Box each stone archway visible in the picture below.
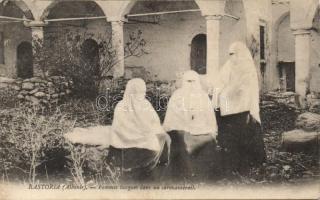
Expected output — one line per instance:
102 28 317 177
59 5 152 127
2 1 33 77
17 41 33 79
123 0 205 81
41 1 111 97
40 0 107 21
1 0 35 20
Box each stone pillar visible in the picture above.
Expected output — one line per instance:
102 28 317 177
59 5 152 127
205 15 222 82
293 29 311 107
24 21 48 77
110 20 125 78
24 21 47 42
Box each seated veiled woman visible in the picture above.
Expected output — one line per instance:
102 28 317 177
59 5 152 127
215 41 266 176
163 70 219 182
107 78 171 182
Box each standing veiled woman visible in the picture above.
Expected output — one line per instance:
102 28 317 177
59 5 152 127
107 78 170 182
215 41 266 176
163 70 219 182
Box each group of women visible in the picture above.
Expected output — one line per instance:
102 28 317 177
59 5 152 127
106 41 266 183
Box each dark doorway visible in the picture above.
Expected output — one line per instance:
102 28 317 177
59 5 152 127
278 62 295 92
191 34 207 74
17 41 33 79
75 38 100 97
81 38 100 75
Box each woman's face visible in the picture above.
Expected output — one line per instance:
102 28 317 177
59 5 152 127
185 79 197 89
229 50 238 65
134 86 146 100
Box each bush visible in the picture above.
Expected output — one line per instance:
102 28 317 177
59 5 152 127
0 106 74 184
33 30 148 99
64 144 121 187
0 87 20 110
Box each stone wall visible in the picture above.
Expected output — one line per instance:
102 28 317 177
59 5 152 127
0 76 72 106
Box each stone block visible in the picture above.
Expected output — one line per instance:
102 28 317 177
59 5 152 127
282 129 319 154
12 85 21 91
0 77 15 83
29 88 39 95
295 112 320 132
17 94 24 99
52 94 59 98
29 96 40 105
19 90 28 95
309 100 320 114
0 83 8 89
34 92 46 98
22 82 34 90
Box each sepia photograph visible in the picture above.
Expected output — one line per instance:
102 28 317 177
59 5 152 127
0 0 319 199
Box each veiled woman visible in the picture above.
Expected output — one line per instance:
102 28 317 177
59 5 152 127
107 78 171 182
163 70 219 182
215 41 266 176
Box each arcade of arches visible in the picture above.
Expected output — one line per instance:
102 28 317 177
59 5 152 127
0 0 319 106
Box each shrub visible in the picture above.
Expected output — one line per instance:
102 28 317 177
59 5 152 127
0 106 74 184
0 87 20 110
64 143 121 187
33 30 148 99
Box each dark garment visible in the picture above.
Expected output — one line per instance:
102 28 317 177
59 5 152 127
167 130 221 182
106 136 170 182
215 109 266 176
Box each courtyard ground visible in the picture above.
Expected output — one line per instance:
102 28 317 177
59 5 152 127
0 94 319 186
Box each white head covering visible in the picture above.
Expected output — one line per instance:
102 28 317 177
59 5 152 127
163 70 217 136
110 78 165 151
218 41 261 122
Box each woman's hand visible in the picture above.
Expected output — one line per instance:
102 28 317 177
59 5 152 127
156 133 171 146
246 114 251 124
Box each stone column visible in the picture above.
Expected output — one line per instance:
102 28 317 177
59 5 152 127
205 15 222 82
24 21 47 77
24 21 47 43
293 29 311 107
110 20 125 78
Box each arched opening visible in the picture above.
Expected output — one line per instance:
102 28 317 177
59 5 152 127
1 1 33 77
190 34 207 74
81 38 100 76
6 0 34 20
277 14 295 92
44 1 109 44
17 41 33 79
124 0 205 81
43 1 110 97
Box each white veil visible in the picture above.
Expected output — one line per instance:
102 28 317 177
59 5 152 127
218 41 261 122
110 78 165 151
163 70 217 136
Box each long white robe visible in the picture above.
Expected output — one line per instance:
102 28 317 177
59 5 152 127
110 78 166 152
217 41 261 123
163 70 217 137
